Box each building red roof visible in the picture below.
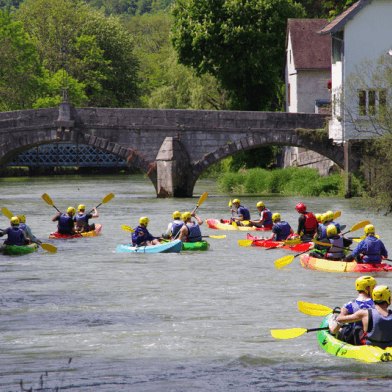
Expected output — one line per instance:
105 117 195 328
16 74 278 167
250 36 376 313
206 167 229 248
318 0 371 35
287 19 331 70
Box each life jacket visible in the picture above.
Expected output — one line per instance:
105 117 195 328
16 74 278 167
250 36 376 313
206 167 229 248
75 213 89 229
186 222 202 242
132 226 154 245
326 236 345 259
303 212 318 236
58 214 74 234
273 221 291 241
237 206 250 221
262 208 273 226
318 224 328 240
171 220 184 238
19 223 27 231
366 308 392 349
340 298 374 336
362 237 383 263
6 227 25 246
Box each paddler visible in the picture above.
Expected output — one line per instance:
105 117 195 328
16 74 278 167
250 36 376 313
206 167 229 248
177 212 203 242
322 210 341 234
344 224 387 263
294 202 318 242
74 204 99 233
311 225 352 260
163 211 184 239
18 214 41 244
336 285 392 349
329 276 377 345
0 216 30 245
230 199 250 226
262 213 293 241
248 201 273 229
132 217 160 246
52 207 77 235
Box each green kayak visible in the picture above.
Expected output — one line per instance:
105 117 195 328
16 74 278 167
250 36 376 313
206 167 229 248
0 243 39 255
182 241 210 251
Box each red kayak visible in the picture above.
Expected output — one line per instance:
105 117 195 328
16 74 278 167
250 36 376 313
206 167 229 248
246 234 313 252
49 224 102 239
206 219 271 232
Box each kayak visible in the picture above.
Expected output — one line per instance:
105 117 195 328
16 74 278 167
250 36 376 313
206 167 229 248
317 315 392 363
246 234 312 252
206 219 271 232
116 239 182 253
49 224 102 239
0 243 39 255
182 241 210 251
300 253 392 272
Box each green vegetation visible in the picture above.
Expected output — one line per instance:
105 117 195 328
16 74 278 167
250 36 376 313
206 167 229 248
217 167 365 197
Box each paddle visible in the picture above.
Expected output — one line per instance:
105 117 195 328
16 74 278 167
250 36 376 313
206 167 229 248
271 326 329 340
341 220 370 236
203 235 226 239
298 301 339 317
88 193 115 214
351 235 380 243
122 225 135 233
41 193 61 213
333 211 341 220
192 192 208 214
1 207 13 219
274 247 311 269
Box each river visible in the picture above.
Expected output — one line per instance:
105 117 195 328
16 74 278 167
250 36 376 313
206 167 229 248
1 174 392 391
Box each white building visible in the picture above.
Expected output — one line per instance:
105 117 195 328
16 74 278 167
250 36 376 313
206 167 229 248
318 0 392 142
284 19 334 175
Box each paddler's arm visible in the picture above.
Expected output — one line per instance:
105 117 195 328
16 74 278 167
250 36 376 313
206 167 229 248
191 212 203 225
52 212 62 222
337 309 369 333
329 306 349 334
91 208 99 218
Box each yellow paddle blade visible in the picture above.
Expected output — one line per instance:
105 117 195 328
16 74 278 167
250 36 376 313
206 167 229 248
348 220 370 233
42 193 54 206
209 235 226 239
353 234 380 243
242 220 250 226
333 211 341 219
197 192 208 207
102 193 115 204
274 255 295 269
228 200 232 207
1 207 13 219
298 301 333 316
238 239 254 246
232 221 238 228
39 243 57 253
271 328 307 339
283 239 302 245
312 239 332 247
121 225 135 233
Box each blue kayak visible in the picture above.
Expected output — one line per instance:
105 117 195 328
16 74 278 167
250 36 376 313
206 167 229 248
116 239 182 253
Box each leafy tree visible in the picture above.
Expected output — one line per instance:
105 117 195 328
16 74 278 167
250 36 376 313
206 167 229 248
0 0 21 13
229 147 275 172
171 0 305 111
0 10 43 111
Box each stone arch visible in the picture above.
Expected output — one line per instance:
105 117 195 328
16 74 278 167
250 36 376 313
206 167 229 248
0 128 158 191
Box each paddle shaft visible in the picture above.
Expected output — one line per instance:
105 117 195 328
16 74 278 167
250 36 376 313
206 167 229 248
307 327 329 333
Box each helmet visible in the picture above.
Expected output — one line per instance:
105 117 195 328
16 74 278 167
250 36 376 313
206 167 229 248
326 224 337 236
295 203 306 213
315 214 322 223
233 199 240 204
272 213 280 222
67 207 76 215
139 217 149 226
173 211 181 219
18 214 26 223
355 276 377 295
372 285 391 305
325 210 334 222
182 212 192 221
78 204 86 211
257 201 264 208
364 224 375 235
11 216 20 225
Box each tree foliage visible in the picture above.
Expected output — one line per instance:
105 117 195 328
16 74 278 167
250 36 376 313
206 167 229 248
171 0 305 111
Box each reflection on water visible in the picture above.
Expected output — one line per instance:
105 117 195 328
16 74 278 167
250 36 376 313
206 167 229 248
1 174 392 391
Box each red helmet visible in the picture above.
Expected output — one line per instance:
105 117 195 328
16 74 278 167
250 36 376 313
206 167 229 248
295 203 306 213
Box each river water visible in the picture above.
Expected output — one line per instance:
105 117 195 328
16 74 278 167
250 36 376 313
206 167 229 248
1 174 392 391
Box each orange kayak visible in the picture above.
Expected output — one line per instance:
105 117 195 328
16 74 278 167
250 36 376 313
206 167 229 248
206 219 271 232
246 234 312 252
49 224 102 239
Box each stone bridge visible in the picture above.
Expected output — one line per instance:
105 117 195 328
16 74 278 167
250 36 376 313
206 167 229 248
0 103 357 197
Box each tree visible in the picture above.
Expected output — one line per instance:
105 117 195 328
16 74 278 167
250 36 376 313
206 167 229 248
171 0 305 111
229 147 275 172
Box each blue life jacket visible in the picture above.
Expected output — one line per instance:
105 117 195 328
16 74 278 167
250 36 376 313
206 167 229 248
171 220 184 238
19 223 27 231
6 227 25 246
58 214 74 234
362 237 384 263
186 222 202 242
318 224 328 240
326 236 345 259
132 226 154 245
75 213 89 229
366 308 392 349
237 206 250 220
341 298 374 335
262 208 273 226
273 221 291 241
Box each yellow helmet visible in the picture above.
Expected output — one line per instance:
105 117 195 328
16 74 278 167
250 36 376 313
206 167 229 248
325 211 334 222
78 204 86 211
18 214 26 223
67 207 76 215
315 214 322 223
326 224 337 236
272 213 280 222
233 199 240 204
372 285 391 305
355 276 377 295
139 217 149 226
173 211 181 219
182 212 192 221
11 216 20 225
257 201 264 208
364 224 375 235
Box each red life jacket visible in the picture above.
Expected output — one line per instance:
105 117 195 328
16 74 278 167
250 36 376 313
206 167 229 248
303 212 318 235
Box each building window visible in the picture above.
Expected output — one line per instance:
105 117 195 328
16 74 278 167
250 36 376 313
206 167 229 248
358 89 387 116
